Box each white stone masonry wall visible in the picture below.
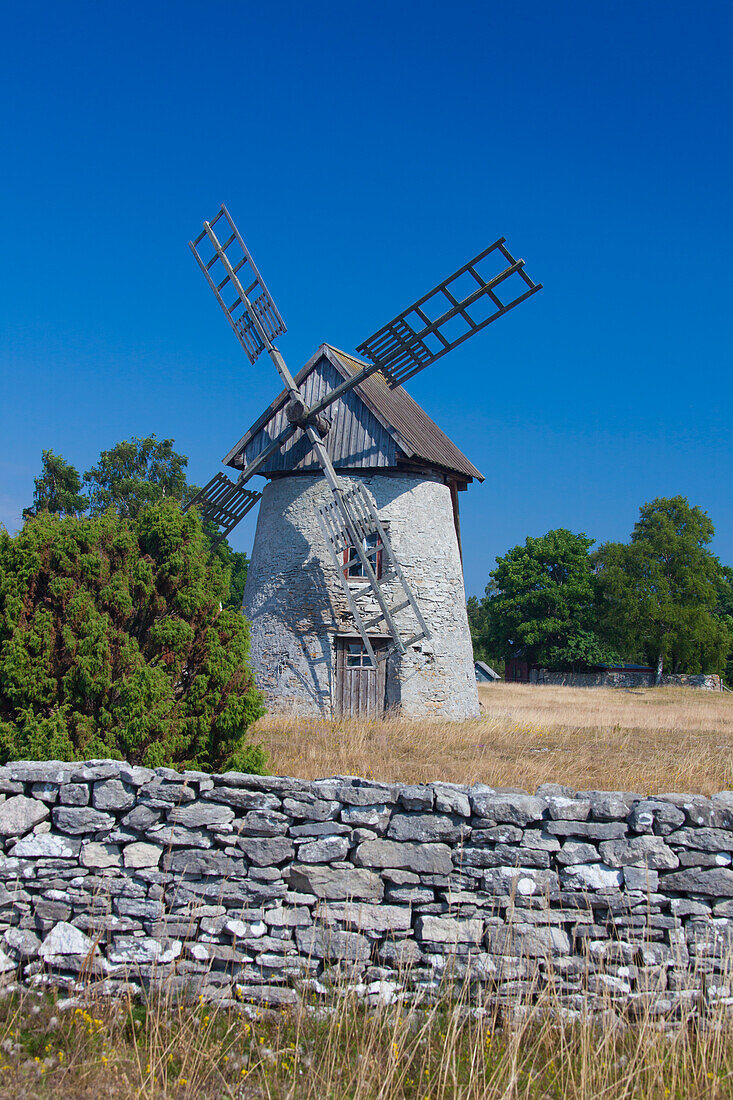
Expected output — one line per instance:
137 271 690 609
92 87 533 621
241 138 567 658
2 760 733 1015
244 473 479 718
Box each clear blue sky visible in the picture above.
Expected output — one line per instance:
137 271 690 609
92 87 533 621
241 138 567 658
2 1 731 599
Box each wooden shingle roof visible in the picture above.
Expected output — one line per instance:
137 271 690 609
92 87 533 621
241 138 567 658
224 344 483 483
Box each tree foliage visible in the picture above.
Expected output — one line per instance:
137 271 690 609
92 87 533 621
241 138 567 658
84 435 191 519
26 439 250 611
0 501 265 770
595 496 731 677
481 529 615 669
23 450 88 520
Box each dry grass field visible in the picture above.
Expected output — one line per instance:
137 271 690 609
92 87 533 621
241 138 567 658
253 683 733 796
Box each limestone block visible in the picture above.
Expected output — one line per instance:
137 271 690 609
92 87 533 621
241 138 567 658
165 850 241 876
556 842 601 866
93 780 136 812
546 820 628 841
296 924 371 963
237 837 294 866
3 927 41 960
39 922 99 964
387 813 469 844
432 784 471 817
399 785 434 811
0 795 50 837
416 916 483 945
204 787 281 811
297 836 350 863
354 839 452 875
282 797 340 820
629 800 685 835
123 842 163 868
483 866 559 899
81 842 122 869
599 836 679 870
59 783 90 806
52 806 115 835
341 805 391 831
288 864 383 901
661 868 733 896
470 792 546 826
667 827 733 852
12 833 81 859
560 863 624 891
322 902 412 933
547 797 591 821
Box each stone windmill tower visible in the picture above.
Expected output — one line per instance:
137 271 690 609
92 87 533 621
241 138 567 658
186 207 541 719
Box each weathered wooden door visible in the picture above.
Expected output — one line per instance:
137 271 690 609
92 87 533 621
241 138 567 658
335 638 387 717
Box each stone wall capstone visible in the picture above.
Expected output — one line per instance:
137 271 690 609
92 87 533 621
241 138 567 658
2 760 733 1013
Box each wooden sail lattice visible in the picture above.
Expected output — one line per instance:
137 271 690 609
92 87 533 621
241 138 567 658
316 482 429 667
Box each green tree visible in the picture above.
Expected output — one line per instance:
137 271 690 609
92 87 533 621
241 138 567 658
716 566 733 686
84 435 191 519
466 595 504 675
595 496 731 681
22 450 88 520
483 528 614 669
0 500 266 770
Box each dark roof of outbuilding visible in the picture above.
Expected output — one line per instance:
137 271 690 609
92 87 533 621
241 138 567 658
224 344 483 482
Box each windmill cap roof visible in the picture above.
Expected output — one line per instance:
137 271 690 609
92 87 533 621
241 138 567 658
224 343 484 483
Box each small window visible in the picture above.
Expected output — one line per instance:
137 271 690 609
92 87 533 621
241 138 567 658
343 530 383 579
346 642 374 668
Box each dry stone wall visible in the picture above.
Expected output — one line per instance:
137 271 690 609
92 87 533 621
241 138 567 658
2 760 733 1014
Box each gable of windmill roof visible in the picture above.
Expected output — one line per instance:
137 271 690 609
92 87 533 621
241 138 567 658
223 343 484 482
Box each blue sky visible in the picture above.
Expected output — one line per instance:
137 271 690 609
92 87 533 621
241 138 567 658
1 1 731 599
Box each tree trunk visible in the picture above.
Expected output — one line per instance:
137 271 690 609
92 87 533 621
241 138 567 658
655 652 663 685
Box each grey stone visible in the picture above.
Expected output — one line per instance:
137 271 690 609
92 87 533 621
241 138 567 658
39 922 98 961
354 839 453 875
546 820 628 840
291 820 350 837
556 841 602 865
667 827 733 852
289 864 383 901
624 867 659 892
521 829 561 852
120 805 161 830
115 898 164 920
3 927 41 960
296 924 371 962
11 833 81 859
237 836 294 866
283 797 340 821
59 783 90 806
387 813 468 844
661 868 733 896
107 937 181 966
30 782 59 803
560 863 624 891
587 793 634 821
139 784 195 810
80 842 122 868
547 797 591 821
167 802 235 828
146 825 212 848
629 800 686 835
416 916 483 945
240 810 290 836
470 792 546 826
0 794 50 837
458 845 549 869
432 783 471 817
483 866 559 899
297 836 350 863
341 805 391 830
471 824 523 844
93 779 135 812
336 782 399 806
123 842 163 868
52 806 115 835
379 938 423 966
165 850 241 876
599 836 679 870
486 923 570 957
235 983 299 1007
204 787 281 811
323 902 412 933
399 785 434 811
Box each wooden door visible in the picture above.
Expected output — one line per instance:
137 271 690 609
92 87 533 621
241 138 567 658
335 639 387 717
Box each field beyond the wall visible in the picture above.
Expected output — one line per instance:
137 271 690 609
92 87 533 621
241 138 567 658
254 684 733 796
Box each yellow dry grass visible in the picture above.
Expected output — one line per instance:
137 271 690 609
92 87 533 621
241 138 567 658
252 683 733 796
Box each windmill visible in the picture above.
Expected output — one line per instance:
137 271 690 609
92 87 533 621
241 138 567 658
186 206 541 716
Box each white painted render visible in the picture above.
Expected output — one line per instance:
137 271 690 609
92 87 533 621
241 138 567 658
243 472 479 719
